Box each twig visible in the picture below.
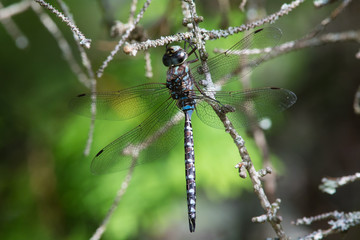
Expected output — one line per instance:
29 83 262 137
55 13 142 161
252 127 276 197
124 0 305 54
223 112 288 239
306 0 352 39
294 173 360 239
96 0 115 31
213 30 360 62
314 0 338 8
0 1 29 49
184 0 215 96
144 50 153 79
90 158 137 240
123 31 194 55
31 2 91 88
252 199 282 223
56 0 97 156
239 0 248 11
319 172 360 194
295 210 343 225
237 0 278 198
34 0 91 48
217 0 230 27
354 85 360 114
0 0 31 20
128 0 138 23
96 0 152 78
35 0 96 155
295 211 360 240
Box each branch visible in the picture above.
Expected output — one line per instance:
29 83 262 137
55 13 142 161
306 0 353 39
219 110 289 239
0 0 31 20
0 1 29 49
144 50 153 78
293 172 360 239
55 0 97 156
319 172 360 195
295 211 360 240
34 0 91 48
314 0 338 8
214 30 360 61
236 2 278 199
31 2 91 88
124 0 305 54
96 0 152 78
90 158 137 240
354 85 360 114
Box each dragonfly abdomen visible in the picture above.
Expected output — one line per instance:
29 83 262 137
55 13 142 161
184 110 196 232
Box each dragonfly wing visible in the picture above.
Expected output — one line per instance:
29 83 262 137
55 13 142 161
69 83 169 120
191 27 282 85
91 98 184 174
195 87 297 129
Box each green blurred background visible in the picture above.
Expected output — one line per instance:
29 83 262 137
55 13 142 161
1 0 360 239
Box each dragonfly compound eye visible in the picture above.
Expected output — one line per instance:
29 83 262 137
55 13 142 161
163 46 188 67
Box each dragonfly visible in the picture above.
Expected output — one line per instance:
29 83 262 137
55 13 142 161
70 27 297 232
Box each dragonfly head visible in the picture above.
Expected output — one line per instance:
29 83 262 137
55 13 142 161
162 45 188 67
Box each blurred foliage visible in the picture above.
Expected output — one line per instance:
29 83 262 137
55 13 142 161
1 0 360 240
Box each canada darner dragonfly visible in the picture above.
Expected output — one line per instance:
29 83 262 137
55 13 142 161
70 27 297 232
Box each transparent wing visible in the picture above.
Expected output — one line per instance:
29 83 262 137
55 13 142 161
195 87 297 129
191 27 282 85
90 98 184 174
69 83 169 120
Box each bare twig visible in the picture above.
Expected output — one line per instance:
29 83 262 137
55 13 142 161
31 2 91 88
354 85 360 114
96 0 152 78
56 0 98 156
0 1 29 49
225 113 288 239
252 198 282 223
34 0 91 48
319 172 360 194
124 0 305 54
295 210 343 225
97 0 115 30
128 0 138 23
306 0 352 39
0 0 31 20
294 173 360 239
214 30 360 63
144 50 153 79
314 0 338 8
239 0 248 11
90 158 137 240
238 1 279 200
295 211 360 240
236 0 278 198
252 127 276 197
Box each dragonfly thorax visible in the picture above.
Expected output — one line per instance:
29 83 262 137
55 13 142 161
162 46 188 67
